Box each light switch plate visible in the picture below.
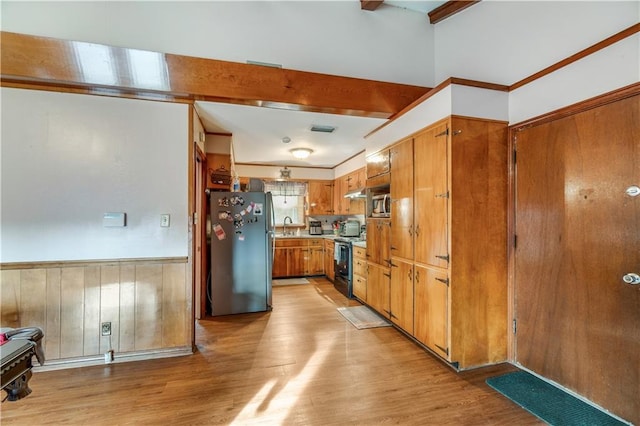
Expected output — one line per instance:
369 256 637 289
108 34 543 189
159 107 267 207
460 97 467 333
160 214 170 227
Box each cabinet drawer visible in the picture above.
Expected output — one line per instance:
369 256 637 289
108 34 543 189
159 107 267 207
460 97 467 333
308 239 323 246
353 273 367 301
275 239 306 247
353 257 368 277
353 246 367 259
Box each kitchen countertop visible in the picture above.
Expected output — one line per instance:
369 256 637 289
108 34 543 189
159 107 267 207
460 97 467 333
274 233 338 240
352 241 366 248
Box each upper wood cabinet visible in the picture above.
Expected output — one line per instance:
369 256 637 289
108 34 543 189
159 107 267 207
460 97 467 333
333 170 366 215
307 180 334 216
366 149 390 179
346 167 366 190
414 123 449 268
390 138 414 260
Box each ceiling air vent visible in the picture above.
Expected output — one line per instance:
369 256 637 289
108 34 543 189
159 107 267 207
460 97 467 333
310 124 336 133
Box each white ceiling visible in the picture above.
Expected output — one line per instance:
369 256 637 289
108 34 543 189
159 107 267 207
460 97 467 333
195 0 445 169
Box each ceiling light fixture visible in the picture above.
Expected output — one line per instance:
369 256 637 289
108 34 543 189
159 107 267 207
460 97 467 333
290 148 313 159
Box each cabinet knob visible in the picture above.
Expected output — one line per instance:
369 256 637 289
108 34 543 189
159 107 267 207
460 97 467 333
622 273 640 285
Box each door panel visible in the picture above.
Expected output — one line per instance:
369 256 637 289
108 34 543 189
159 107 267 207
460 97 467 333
414 265 449 359
390 139 414 260
515 95 640 424
389 257 414 334
414 124 448 267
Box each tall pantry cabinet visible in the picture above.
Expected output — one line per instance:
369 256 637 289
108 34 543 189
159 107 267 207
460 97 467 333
378 115 508 370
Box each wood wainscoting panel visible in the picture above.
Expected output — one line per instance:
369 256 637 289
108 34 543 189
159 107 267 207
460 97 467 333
83 266 101 356
0 270 21 328
119 265 136 353
162 263 188 348
59 267 85 358
134 264 164 351
45 268 61 360
0 258 190 364
99 265 120 354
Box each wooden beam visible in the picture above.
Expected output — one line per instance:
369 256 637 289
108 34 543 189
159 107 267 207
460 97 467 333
0 31 430 118
428 1 479 24
360 0 384 11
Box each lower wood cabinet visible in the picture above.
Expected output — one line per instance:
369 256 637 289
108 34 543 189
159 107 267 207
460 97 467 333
389 257 414 334
323 239 335 282
352 245 367 301
413 264 449 359
272 239 324 278
366 262 390 316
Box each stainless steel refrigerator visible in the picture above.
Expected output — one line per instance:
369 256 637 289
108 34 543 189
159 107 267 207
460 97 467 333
209 191 274 316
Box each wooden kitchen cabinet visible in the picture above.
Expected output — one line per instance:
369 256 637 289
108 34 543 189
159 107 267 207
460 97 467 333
366 262 390 316
366 149 390 179
332 175 345 215
366 218 390 266
389 257 414 334
308 180 334 216
323 239 335 282
414 264 449 360
273 239 324 278
352 245 367 301
307 246 324 275
390 137 414 261
364 116 507 370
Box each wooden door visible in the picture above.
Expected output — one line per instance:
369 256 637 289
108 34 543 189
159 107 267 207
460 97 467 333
414 265 449 359
290 247 307 276
390 138 414 260
366 219 380 265
333 176 343 214
195 145 207 320
514 94 640 424
389 257 414 334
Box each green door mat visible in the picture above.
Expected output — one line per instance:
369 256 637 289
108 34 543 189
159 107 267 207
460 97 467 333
486 371 628 425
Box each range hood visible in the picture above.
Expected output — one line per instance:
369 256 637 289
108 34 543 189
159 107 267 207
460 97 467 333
344 188 366 198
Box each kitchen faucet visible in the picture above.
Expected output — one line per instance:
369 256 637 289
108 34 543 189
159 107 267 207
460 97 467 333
283 216 293 235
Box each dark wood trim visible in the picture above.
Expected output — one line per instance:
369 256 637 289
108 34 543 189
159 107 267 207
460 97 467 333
0 31 430 119
0 257 189 270
360 0 384 11
510 23 640 91
510 81 640 131
365 77 508 138
333 150 366 169
235 162 333 170
428 1 480 24
1 80 194 104
206 131 233 137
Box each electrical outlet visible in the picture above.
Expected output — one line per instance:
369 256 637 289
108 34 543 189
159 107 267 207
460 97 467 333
101 322 112 336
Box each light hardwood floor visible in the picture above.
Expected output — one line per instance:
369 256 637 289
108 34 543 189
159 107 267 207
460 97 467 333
1 278 540 425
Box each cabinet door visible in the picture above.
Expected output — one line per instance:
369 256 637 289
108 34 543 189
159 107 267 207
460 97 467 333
390 138 414 260
414 123 449 268
366 149 390 179
333 176 343 214
289 247 307 276
414 265 449 359
379 219 391 267
367 262 390 318
307 247 324 275
352 273 367 301
272 247 289 278
308 180 334 216
389 257 414 334
366 219 380 265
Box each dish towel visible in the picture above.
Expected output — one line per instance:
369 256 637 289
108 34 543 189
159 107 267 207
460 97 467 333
334 242 340 262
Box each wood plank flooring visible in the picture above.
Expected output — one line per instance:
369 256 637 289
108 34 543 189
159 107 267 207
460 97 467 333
1 278 541 425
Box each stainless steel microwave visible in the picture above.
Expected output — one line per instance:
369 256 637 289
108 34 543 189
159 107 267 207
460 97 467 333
371 194 390 217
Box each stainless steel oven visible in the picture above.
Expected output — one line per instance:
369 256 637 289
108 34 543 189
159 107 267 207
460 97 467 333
334 239 353 298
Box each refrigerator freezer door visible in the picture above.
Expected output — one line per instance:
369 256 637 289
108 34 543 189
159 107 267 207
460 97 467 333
209 192 271 316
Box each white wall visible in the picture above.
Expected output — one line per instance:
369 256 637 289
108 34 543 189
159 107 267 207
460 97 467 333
510 32 640 124
0 1 435 87
434 1 639 85
1 89 189 262
335 152 366 178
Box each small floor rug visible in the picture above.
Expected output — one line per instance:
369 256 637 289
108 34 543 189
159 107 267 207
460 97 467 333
486 371 627 426
337 305 392 329
272 278 310 286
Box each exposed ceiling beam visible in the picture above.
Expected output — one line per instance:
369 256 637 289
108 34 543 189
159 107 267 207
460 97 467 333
0 31 430 119
360 0 385 11
428 1 480 24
